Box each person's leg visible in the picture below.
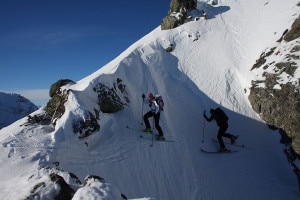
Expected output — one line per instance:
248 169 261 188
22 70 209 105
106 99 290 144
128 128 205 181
217 124 228 149
143 111 154 130
217 130 225 149
223 132 238 142
154 113 163 136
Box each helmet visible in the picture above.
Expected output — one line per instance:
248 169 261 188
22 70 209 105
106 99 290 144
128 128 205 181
147 92 154 100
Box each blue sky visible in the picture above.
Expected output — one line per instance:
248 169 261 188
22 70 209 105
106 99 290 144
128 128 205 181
0 0 169 106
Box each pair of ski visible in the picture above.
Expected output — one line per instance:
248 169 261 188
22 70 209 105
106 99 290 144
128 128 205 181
200 148 237 154
200 138 252 154
126 126 175 142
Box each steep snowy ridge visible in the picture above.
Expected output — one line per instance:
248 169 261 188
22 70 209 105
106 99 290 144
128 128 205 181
0 0 300 199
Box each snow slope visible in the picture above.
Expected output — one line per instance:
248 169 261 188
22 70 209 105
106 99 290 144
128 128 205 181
0 0 300 199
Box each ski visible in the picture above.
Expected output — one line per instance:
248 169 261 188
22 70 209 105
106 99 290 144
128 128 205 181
200 148 238 154
126 126 175 142
126 126 152 133
139 135 175 142
212 138 252 150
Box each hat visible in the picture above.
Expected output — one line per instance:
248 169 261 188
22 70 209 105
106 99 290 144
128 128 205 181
147 92 154 100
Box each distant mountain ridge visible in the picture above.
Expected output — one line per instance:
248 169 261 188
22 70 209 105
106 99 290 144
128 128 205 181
0 91 38 129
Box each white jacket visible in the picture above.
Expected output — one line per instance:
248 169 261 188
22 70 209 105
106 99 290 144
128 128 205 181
147 99 160 114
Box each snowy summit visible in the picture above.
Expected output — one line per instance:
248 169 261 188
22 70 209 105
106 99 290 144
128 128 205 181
0 91 38 129
0 0 300 199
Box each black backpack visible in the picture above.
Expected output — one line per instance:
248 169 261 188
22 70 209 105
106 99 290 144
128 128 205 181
155 95 164 111
215 108 228 122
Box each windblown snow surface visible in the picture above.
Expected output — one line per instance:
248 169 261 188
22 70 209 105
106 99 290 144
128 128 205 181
0 0 300 199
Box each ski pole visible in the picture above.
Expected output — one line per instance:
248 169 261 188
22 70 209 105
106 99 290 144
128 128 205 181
202 110 206 143
141 94 145 125
202 118 205 143
151 118 154 147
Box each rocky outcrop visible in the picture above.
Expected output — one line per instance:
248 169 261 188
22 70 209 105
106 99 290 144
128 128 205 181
161 0 197 30
161 16 180 30
26 168 79 200
284 18 300 42
93 78 129 113
73 175 128 199
72 111 100 140
71 78 128 140
249 80 300 139
25 168 129 200
249 17 300 154
45 79 75 125
44 78 129 140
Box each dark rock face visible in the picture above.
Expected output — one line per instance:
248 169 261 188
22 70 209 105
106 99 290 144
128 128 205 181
72 111 100 140
49 173 75 200
46 79 74 125
249 82 300 139
96 82 124 113
94 78 129 114
284 18 300 42
49 79 74 98
161 16 179 30
161 0 197 30
169 0 197 13
248 17 300 153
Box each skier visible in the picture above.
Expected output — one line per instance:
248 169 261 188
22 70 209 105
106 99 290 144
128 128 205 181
143 92 165 141
203 108 238 152
201 10 208 20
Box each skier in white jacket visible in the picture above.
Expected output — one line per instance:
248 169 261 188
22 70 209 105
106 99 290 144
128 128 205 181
143 92 165 140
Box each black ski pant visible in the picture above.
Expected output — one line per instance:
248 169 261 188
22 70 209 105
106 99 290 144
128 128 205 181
217 123 234 148
144 111 163 136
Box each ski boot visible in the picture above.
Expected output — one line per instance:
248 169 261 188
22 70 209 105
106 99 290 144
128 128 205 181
231 135 239 144
156 135 165 141
143 128 152 133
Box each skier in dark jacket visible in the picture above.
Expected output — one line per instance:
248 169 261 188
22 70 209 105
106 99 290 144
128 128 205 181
203 108 238 152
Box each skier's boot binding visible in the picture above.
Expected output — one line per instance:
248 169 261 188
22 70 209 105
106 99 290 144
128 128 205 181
219 147 229 152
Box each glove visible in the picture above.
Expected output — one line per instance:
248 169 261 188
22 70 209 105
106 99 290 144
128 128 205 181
142 94 145 99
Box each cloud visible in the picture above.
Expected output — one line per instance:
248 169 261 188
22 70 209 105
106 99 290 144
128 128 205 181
17 89 49 99
38 26 114 46
1 26 113 49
